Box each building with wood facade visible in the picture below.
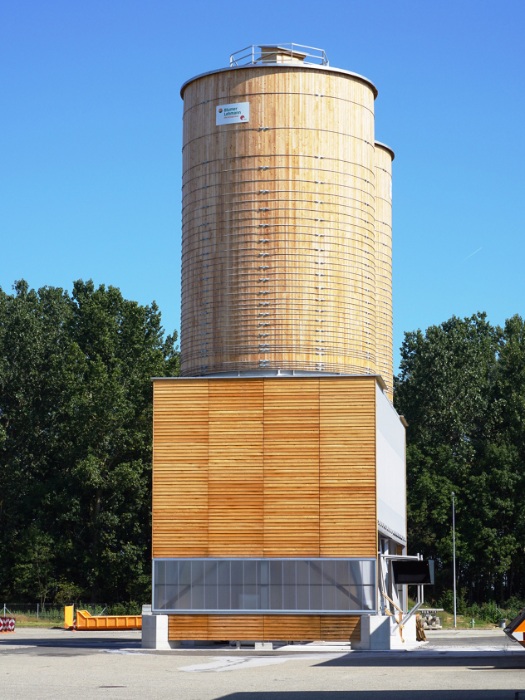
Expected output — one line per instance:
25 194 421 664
150 45 406 645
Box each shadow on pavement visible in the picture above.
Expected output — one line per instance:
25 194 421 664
216 693 525 700
315 651 525 670
0 633 141 650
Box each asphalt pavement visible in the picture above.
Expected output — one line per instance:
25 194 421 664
2 627 525 699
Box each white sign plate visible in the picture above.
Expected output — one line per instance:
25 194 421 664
216 102 250 125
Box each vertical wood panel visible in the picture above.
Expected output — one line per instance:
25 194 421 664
320 378 377 556
263 379 320 556
208 381 264 555
152 380 209 557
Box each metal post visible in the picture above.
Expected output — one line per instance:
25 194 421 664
452 492 457 628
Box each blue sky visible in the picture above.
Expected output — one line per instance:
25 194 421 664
2 0 524 371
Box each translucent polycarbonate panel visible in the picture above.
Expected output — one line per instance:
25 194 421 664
153 558 376 614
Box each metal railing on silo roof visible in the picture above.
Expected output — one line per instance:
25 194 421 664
229 43 329 67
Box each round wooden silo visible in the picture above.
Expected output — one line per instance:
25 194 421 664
180 46 382 378
374 142 394 400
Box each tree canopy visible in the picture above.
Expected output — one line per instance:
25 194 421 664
0 280 179 606
395 312 525 604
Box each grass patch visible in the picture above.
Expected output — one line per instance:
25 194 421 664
4 612 63 628
438 609 500 630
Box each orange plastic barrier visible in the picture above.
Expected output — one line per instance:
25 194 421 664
75 609 142 631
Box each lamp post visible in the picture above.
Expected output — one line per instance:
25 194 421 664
452 491 457 628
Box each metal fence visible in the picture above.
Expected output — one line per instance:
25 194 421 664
229 43 329 67
2 602 142 618
2 603 110 620
2 603 64 619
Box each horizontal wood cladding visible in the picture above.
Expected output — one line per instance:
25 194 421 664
208 381 264 556
168 614 361 642
263 380 320 556
321 616 361 641
374 144 394 401
153 380 209 557
168 615 208 641
263 615 321 641
349 617 362 643
152 376 377 559
320 378 377 556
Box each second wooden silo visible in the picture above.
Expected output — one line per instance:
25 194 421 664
373 142 394 399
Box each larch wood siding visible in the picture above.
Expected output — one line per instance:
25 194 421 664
153 376 376 558
263 379 321 556
168 614 360 642
319 378 377 556
208 380 264 555
180 65 381 377
374 143 394 401
152 380 209 557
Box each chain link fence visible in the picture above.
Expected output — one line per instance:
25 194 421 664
2 602 142 620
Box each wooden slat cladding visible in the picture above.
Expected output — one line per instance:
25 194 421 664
168 615 264 643
152 376 377 559
350 617 362 643
152 381 209 557
168 614 361 642
321 616 361 641
263 615 321 641
263 379 320 556
168 615 208 641
320 378 377 557
208 615 264 641
208 381 264 556
374 143 394 401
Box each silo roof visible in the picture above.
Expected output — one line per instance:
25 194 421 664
375 141 396 161
180 44 378 99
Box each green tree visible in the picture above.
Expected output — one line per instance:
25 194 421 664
395 313 503 602
480 315 525 600
0 280 179 604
